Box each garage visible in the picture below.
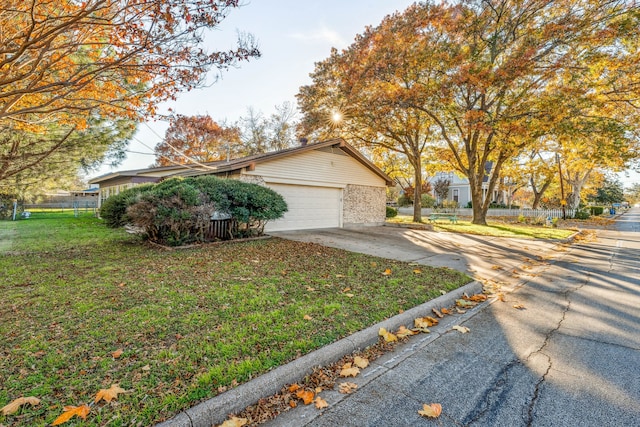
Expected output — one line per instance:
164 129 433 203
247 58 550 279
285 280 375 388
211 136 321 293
265 183 342 232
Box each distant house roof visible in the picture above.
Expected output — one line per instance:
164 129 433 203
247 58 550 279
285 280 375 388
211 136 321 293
89 139 393 186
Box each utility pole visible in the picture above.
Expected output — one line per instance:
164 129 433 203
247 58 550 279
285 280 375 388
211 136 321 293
556 153 566 220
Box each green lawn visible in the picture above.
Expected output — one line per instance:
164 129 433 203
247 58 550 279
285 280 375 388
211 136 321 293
388 215 575 239
0 213 470 426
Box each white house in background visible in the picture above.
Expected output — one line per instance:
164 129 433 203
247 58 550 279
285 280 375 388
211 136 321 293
428 164 507 207
89 139 393 232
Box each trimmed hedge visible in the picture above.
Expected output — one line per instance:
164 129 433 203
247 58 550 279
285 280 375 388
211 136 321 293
100 176 287 246
589 206 604 216
386 206 398 218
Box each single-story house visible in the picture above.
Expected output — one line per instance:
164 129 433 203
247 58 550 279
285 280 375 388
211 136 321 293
89 138 393 232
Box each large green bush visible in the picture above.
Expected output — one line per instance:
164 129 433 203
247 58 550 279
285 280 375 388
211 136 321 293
99 184 154 228
421 194 436 208
589 206 604 216
386 206 398 218
105 176 288 246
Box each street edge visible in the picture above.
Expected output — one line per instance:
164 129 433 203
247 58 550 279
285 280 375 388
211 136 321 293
155 280 483 427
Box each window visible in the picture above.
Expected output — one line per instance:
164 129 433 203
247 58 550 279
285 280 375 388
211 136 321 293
453 189 459 203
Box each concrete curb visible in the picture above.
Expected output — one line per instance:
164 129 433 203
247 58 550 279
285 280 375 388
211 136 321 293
155 280 483 427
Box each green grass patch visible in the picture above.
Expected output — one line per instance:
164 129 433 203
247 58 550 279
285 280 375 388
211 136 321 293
388 215 575 239
0 213 470 426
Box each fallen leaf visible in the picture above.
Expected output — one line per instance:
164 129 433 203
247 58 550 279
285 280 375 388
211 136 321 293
371 262 378 267
413 269 422 274
289 400 297 408
342 287 351 293
306 286 315 292
440 308 451 315
296 389 315 405
456 307 466 314
491 265 503 270
466 294 488 302
432 308 443 318
288 384 300 393
353 356 369 369
452 325 470 334
338 382 358 394
111 349 123 359
51 404 90 425
418 403 442 418
303 315 313 321
219 417 248 427
314 396 328 409
382 268 392 276
513 304 526 310
396 325 417 338
497 293 506 302
378 327 398 342
339 363 360 378
345 293 355 298
336 274 346 278
94 384 126 403
141 364 151 371
456 299 476 308
1 396 41 415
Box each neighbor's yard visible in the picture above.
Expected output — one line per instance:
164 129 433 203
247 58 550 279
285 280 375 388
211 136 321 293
0 213 470 426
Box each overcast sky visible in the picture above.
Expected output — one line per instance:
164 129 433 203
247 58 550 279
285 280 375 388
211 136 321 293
91 0 417 178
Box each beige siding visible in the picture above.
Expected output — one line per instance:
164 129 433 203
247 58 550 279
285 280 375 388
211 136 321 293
247 149 385 188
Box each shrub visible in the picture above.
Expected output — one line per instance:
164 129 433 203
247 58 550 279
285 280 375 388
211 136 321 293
100 184 154 228
115 176 288 246
420 194 436 208
386 206 398 218
0 194 20 220
589 206 604 216
466 201 473 208
574 210 591 220
397 194 412 207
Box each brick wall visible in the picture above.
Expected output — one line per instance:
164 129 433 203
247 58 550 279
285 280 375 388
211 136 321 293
343 184 386 226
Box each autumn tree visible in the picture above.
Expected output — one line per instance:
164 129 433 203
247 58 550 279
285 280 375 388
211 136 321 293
154 115 242 166
299 0 640 224
0 0 259 191
297 24 440 222
590 175 625 206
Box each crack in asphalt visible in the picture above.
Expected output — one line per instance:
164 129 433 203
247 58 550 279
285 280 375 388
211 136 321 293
460 358 525 426
524 271 589 426
521 236 624 427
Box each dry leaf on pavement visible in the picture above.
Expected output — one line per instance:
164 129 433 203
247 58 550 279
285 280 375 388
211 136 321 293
396 325 418 338
314 396 328 409
296 390 314 405
353 356 369 369
418 403 442 418
338 382 358 394
452 325 470 334
378 327 398 342
219 417 248 427
339 363 360 378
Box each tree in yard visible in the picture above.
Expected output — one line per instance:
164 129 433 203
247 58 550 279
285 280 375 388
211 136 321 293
590 175 625 207
432 178 451 205
0 0 259 190
239 103 299 155
154 115 242 166
297 20 441 222
298 0 640 225
625 183 640 205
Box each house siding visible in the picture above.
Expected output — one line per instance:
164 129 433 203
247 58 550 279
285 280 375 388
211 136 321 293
247 148 386 188
343 184 386 226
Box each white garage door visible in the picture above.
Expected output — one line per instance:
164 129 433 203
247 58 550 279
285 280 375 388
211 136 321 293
265 184 342 232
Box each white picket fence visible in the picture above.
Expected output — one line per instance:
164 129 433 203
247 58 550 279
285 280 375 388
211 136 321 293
398 207 575 219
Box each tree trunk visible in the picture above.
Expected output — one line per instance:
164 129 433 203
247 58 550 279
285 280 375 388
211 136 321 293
565 169 592 212
530 177 552 210
412 161 422 222
469 175 487 225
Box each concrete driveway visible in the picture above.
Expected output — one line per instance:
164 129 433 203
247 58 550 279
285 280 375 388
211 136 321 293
271 225 569 283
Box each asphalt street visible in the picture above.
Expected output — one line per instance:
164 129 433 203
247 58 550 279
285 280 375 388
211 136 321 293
267 209 640 426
